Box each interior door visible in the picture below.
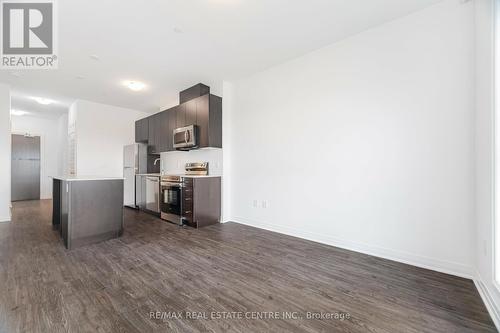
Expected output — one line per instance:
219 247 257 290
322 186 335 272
11 134 41 201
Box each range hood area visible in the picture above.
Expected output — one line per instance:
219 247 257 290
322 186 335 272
135 83 222 154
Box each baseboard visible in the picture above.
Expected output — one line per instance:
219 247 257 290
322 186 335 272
474 275 500 330
0 216 11 223
232 216 474 279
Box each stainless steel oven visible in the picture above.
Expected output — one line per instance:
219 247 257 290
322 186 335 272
173 125 198 150
160 175 183 225
160 163 209 226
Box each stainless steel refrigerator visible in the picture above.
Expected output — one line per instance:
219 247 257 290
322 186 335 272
123 143 147 208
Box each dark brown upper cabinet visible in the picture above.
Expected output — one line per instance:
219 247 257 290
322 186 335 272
134 84 222 152
148 112 162 154
176 103 186 129
198 94 222 149
135 117 149 143
185 99 197 126
158 111 169 153
179 83 210 104
167 107 177 151
178 94 221 149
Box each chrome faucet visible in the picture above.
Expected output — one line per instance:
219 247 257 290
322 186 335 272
154 158 161 166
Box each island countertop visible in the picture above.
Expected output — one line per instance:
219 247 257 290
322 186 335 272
51 175 124 181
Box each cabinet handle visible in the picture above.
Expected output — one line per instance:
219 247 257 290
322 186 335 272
184 198 192 201
184 211 192 214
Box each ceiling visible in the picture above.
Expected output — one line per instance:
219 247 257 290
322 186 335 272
2 0 442 115
11 90 74 120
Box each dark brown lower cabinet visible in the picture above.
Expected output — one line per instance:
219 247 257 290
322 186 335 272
182 177 221 228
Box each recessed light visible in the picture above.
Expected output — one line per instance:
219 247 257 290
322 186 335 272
123 80 146 92
76 75 85 80
173 27 183 34
11 109 28 116
89 55 99 61
32 97 54 105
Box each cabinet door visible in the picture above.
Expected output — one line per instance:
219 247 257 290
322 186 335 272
135 118 148 143
148 117 155 153
135 121 141 143
196 94 209 148
158 111 169 153
176 103 186 129
185 99 197 127
148 113 161 154
155 113 162 153
142 118 149 142
208 95 222 148
167 108 177 151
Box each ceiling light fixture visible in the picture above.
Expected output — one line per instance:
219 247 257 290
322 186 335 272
123 80 146 92
32 97 54 105
11 109 28 116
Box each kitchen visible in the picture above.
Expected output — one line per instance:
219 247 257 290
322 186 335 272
127 83 222 230
49 83 224 249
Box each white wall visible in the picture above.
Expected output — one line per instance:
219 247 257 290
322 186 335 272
57 113 69 176
475 0 500 327
0 84 10 222
11 115 63 199
160 149 223 175
222 81 234 222
226 0 475 277
73 100 148 177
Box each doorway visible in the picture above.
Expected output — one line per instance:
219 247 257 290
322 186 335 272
11 134 41 201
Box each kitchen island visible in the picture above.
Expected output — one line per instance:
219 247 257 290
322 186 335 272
52 176 124 249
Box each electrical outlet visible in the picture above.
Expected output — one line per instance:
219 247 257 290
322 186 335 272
253 200 258 208
261 200 268 209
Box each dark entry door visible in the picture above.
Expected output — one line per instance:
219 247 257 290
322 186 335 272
11 134 41 201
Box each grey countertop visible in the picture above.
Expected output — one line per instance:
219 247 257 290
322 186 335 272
52 175 124 181
182 175 222 178
136 173 221 178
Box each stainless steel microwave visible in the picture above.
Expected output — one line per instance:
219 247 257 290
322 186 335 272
173 125 198 150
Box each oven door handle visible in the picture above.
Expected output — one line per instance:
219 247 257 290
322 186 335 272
161 182 182 187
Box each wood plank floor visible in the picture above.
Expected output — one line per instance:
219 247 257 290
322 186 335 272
0 200 496 333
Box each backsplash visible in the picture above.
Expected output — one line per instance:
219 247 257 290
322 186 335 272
147 155 161 174
160 148 222 175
